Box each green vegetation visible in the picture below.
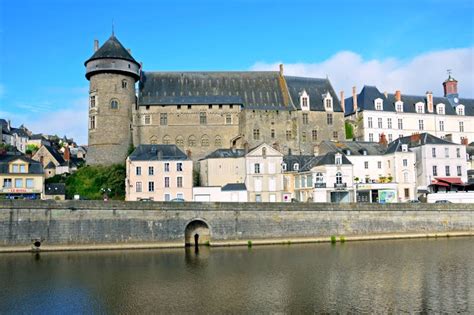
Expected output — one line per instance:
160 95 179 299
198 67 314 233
345 121 354 140
46 164 126 200
340 236 346 243
205 240 210 246
0 143 15 152
247 240 253 247
330 235 337 244
26 144 39 153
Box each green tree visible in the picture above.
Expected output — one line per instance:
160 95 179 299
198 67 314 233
26 144 39 153
345 121 354 140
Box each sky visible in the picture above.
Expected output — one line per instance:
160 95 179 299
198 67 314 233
0 0 473 145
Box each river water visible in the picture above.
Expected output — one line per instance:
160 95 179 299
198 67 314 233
0 238 473 314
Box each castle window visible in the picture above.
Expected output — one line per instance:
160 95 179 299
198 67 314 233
398 119 403 129
301 132 306 142
333 131 338 140
215 136 222 147
253 129 260 140
336 172 342 184
209 105 212 109
144 115 151 125
378 118 382 128
219 105 223 110
136 166 141 176
177 163 183 172
163 135 170 144
368 117 373 128
148 181 154 192
201 135 209 147
387 118 392 129
110 99 119 110
122 80 127 89
200 112 207 124
230 105 233 109
89 116 96 129
160 113 168 125
282 163 287 171
327 113 333 125
90 95 96 108
149 166 154 176
177 105 181 110
326 99 332 109
226 114 232 124
188 135 196 147
286 130 291 140
312 130 317 141
302 113 308 124
254 163 260 174
176 136 184 147
271 129 275 138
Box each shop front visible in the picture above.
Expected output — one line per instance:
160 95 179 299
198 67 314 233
0 188 42 200
355 183 398 203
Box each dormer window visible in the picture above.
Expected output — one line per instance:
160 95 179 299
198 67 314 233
343 149 351 156
415 102 424 114
294 163 299 171
374 98 383 111
456 105 465 116
395 101 403 112
401 144 408 152
335 153 342 165
282 163 287 171
323 93 333 111
437 104 445 115
299 90 310 111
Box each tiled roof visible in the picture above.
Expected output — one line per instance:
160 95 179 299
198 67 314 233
221 183 247 191
397 133 458 147
85 34 138 65
320 140 388 156
285 76 342 112
129 144 188 161
283 155 314 172
202 148 246 160
300 152 351 171
0 155 43 174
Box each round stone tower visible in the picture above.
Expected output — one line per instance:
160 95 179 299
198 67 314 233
84 33 140 165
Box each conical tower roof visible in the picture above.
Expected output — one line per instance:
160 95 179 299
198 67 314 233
85 34 138 65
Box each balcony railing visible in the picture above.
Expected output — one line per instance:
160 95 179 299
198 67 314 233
334 182 347 190
314 182 327 188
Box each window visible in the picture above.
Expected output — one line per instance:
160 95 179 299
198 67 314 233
416 104 424 113
163 135 171 144
457 166 462 176
368 117 373 128
201 136 209 147
316 172 324 183
282 163 287 171
432 148 436 158
336 172 342 184
144 115 151 125
303 113 308 124
439 121 444 131
177 163 183 172
302 132 307 142
375 100 382 110
219 105 223 110
457 106 464 115
148 166 154 176
369 133 374 142
459 121 464 132
445 166 450 176
110 99 119 109
403 159 408 167
388 134 393 142
402 144 408 152
177 105 181 110
456 148 461 158
378 118 383 128
396 103 403 112
177 177 183 188
187 105 192 110
148 181 154 192
306 176 312 188
418 120 424 131
387 118 392 129
19 165 26 173
208 105 212 109
286 130 291 140
327 113 333 125
300 176 305 188
302 97 308 107
164 177 170 188
164 193 171 201
253 129 260 140
176 136 184 147
226 114 232 124
335 154 342 165
293 163 299 171
271 129 275 139
90 116 96 129
136 166 141 176
312 130 317 141
188 136 196 147
445 147 449 158
325 98 332 109
254 163 260 174
262 148 267 159
403 172 409 183
215 136 222 147
333 131 338 140
136 182 142 192
404 188 410 199
14 179 23 188
200 112 207 124
164 163 170 172
177 193 184 200
3 178 12 188
122 80 127 89
364 161 369 169
377 161 382 169
396 119 402 130
160 113 168 125
437 105 445 115
90 95 96 108
433 165 437 176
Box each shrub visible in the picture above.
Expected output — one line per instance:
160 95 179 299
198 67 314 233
247 240 252 247
330 235 337 244
340 236 346 243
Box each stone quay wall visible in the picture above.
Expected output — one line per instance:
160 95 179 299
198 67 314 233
0 200 473 248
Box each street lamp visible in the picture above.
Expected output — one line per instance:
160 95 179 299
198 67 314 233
100 187 112 201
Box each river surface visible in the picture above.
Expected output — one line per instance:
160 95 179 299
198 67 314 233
0 237 473 314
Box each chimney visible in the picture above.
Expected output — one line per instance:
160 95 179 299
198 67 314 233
384 91 388 98
395 90 401 102
244 142 250 155
352 86 358 113
410 133 421 145
157 150 163 160
94 39 99 52
64 147 70 161
340 91 345 113
379 133 388 148
426 91 433 113
279 64 284 77
445 134 453 143
461 138 469 146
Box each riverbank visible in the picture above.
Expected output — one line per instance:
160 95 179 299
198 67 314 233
1 231 472 253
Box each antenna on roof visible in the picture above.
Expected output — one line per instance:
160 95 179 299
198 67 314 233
447 69 452 76
112 18 115 36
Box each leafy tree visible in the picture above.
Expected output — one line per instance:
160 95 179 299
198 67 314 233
345 121 354 140
26 144 39 153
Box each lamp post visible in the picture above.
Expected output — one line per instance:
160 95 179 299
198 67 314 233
100 187 112 201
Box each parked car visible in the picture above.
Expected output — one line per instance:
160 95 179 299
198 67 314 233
171 198 185 202
408 200 420 203
435 200 452 203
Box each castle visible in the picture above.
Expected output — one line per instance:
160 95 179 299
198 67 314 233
85 33 345 165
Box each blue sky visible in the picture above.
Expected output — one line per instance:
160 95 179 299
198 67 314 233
1 0 473 144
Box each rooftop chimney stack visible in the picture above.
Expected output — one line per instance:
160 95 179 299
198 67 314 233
279 64 284 77
395 90 401 102
379 133 388 148
340 91 345 113
352 86 358 113
426 91 434 113
94 39 99 52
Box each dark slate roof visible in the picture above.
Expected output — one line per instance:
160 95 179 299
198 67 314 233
85 34 138 65
344 85 474 116
129 144 188 161
283 155 314 172
10 127 29 138
385 140 413 154
300 152 352 171
139 71 289 109
221 183 247 191
285 76 343 112
45 183 65 195
43 145 65 165
320 140 388 156
30 134 46 140
44 161 56 169
202 148 246 160
0 155 43 174
397 133 458 147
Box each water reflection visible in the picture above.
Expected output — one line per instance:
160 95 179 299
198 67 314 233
0 238 472 314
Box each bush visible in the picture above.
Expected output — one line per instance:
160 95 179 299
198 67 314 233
247 240 252 248
340 236 346 243
330 235 337 244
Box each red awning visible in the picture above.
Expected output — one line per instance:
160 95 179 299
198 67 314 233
435 177 464 185
431 180 449 187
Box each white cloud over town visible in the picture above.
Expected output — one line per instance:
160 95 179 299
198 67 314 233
251 47 474 99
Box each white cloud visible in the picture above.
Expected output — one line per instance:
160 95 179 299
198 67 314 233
251 47 474 98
